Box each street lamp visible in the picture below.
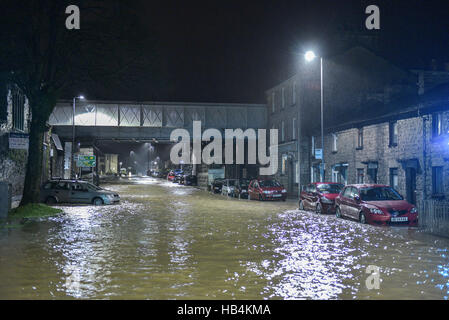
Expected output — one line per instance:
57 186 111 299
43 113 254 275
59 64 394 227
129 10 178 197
72 95 85 178
304 51 324 182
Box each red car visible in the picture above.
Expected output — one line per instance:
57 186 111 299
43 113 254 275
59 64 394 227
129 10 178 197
299 182 344 214
248 179 287 201
167 171 175 181
335 184 418 226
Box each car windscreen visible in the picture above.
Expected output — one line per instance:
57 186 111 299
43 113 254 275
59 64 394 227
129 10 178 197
360 187 403 201
259 180 281 187
317 184 343 194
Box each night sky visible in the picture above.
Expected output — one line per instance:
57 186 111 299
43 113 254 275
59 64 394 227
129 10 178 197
75 0 449 103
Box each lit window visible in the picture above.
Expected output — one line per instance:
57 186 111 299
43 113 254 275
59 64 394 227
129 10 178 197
357 128 363 149
332 134 338 152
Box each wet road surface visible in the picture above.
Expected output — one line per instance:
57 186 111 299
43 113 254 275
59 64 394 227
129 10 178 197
0 177 448 299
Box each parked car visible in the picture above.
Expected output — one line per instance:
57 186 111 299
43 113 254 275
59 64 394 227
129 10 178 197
211 178 225 194
248 179 287 201
299 182 344 214
221 179 238 197
40 180 120 205
174 172 185 184
335 184 418 226
167 170 176 181
233 179 251 199
184 174 197 186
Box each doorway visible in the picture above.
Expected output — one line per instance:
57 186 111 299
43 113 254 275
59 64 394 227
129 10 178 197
405 167 416 205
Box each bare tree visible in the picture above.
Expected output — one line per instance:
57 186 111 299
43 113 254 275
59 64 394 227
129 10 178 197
0 0 152 205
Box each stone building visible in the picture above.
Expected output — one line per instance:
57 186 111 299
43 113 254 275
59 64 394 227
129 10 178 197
0 84 31 198
322 82 449 206
266 46 417 196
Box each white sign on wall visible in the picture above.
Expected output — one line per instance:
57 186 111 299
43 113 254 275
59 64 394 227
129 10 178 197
9 133 29 150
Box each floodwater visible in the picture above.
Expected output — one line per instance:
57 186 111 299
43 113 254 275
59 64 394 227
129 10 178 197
0 177 448 300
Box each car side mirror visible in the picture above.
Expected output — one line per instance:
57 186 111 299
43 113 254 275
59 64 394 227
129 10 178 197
354 195 361 202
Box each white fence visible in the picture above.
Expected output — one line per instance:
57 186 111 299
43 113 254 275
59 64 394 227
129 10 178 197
418 200 449 238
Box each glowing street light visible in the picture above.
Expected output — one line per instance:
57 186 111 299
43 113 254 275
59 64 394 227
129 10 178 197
304 50 317 62
305 51 324 182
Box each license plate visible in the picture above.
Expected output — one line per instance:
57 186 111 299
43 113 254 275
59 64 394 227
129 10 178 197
241 190 247 193
273 194 282 198
391 217 408 222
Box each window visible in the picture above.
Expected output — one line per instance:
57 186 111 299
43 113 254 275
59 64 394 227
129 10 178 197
292 118 296 140
389 121 398 146
432 113 442 137
357 169 364 184
292 81 296 105
281 121 285 142
390 168 398 190
281 87 285 109
12 86 25 131
271 92 275 113
432 166 444 194
332 134 338 152
357 128 363 149
295 161 299 183
281 154 288 175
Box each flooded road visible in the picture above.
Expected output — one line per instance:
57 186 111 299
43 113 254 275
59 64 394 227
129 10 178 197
1 177 448 299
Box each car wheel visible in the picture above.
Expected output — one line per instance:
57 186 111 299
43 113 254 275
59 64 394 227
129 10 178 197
359 212 367 224
45 196 57 205
336 207 342 219
299 201 304 210
316 203 323 214
259 194 263 201
93 197 104 206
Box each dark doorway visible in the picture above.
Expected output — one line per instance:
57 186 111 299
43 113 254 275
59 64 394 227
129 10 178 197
406 167 417 205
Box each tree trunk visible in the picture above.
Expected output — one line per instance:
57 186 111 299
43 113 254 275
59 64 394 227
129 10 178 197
20 116 45 206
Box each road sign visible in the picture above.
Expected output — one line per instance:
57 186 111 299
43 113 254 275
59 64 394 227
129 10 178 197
77 155 96 167
9 133 29 150
315 148 323 160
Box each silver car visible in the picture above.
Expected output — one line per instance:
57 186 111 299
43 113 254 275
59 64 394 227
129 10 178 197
40 180 120 205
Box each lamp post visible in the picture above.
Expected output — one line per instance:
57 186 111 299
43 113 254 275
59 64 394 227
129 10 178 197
72 95 85 179
305 51 324 182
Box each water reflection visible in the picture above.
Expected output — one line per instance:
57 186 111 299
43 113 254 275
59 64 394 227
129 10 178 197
0 178 448 299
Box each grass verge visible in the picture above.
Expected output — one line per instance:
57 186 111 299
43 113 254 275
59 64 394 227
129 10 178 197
8 203 63 219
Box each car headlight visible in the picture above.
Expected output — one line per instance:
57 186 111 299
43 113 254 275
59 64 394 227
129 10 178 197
282 189 287 193
369 207 384 215
410 207 418 214
263 190 270 194
321 197 333 204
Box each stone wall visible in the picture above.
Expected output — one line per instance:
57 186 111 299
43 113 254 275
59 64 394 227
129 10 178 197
0 86 31 198
323 110 449 203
